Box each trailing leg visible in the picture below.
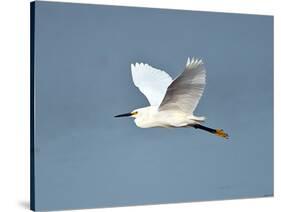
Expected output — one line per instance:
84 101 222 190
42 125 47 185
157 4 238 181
192 124 229 139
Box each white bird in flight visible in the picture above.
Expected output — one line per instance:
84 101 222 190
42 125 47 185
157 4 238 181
115 57 229 139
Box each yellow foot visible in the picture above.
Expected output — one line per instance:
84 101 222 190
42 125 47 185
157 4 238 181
215 129 229 139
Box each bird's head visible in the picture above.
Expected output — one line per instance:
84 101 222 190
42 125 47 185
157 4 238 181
114 107 156 128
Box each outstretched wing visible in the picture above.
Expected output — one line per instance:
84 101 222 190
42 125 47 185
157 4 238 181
131 63 173 106
159 58 206 114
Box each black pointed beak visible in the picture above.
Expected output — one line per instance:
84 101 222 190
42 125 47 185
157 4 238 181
114 112 133 118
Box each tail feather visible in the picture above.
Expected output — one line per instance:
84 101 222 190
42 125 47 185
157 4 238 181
190 116 206 123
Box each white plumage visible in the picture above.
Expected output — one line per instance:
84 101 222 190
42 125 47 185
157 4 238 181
159 58 206 114
131 63 172 106
115 57 228 139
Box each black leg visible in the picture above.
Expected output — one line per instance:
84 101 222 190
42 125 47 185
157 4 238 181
192 124 229 139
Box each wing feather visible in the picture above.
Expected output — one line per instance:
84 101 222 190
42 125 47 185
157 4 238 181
159 58 206 114
131 63 173 106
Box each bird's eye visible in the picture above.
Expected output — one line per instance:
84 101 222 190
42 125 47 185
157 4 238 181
131 111 138 115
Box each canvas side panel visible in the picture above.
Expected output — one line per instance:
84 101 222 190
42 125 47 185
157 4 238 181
30 1 35 211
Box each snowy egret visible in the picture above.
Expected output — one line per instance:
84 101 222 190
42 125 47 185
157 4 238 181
115 58 229 139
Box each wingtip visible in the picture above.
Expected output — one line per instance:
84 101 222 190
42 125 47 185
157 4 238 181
186 57 190 66
135 62 144 66
131 62 149 72
186 57 204 68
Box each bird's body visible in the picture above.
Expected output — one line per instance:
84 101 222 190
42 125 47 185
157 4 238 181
133 106 204 128
115 57 229 139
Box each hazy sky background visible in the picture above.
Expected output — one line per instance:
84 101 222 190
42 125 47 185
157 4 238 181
33 1 273 210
